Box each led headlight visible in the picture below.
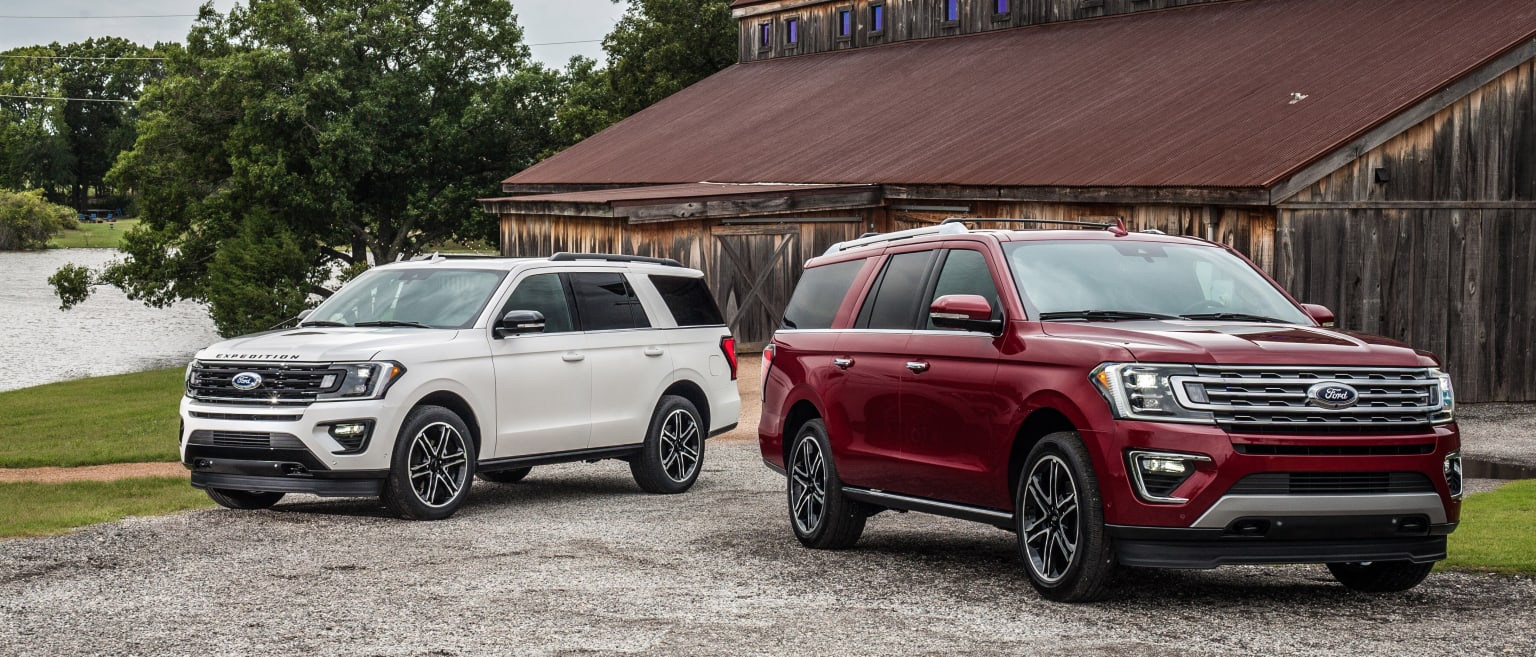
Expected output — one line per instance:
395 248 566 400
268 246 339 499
315 361 406 401
1091 363 1214 424
1430 367 1455 424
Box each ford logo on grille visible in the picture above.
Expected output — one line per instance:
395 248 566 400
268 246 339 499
231 372 264 391
1307 381 1359 409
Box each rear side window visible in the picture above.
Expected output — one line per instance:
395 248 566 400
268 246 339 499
649 275 725 326
781 258 866 330
859 251 937 330
567 272 651 331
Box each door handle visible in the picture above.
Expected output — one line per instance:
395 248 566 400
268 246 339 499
833 357 854 370
643 346 665 357
562 352 586 362
906 361 930 374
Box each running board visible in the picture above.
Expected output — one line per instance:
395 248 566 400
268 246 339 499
478 444 642 472
842 487 1014 527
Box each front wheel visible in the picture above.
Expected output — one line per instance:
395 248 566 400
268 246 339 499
630 395 705 494
206 488 284 510
382 405 476 520
1327 561 1434 593
1016 431 1115 602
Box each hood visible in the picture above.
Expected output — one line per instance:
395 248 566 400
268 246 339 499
195 327 462 363
1039 321 1439 367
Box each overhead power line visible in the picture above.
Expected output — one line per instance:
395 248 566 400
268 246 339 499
0 55 166 61
0 94 134 103
0 14 197 19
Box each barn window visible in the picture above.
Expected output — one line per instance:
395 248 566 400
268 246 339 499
996 0 1010 13
837 7 853 38
758 22 771 50
785 17 799 45
945 0 959 22
870 2 885 34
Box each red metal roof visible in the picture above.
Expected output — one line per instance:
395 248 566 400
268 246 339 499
481 182 873 206
508 0 1536 190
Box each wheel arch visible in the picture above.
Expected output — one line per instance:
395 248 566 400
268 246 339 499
780 398 824 466
661 378 711 432
1006 402 1086 504
414 390 483 456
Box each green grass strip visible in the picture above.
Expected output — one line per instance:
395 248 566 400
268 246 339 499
0 368 184 468
48 218 139 249
0 477 212 539
1442 480 1536 575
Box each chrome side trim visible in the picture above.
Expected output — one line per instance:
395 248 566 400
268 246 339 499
1191 493 1447 528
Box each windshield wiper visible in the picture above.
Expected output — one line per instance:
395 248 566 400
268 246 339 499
353 320 433 329
298 320 349 327
1179 312 1291 323
1038 310 1179 322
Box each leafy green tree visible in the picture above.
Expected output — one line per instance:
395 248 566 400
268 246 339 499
57 0 562 337
0 188 75 250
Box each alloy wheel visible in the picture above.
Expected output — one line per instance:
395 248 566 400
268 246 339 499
407 421 470 508
1022 454 1081 584
658 408 701 483
790 437 827 534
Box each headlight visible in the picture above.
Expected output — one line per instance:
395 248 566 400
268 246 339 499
1430 367 1455 424
1091 363 1214 424
184 361 197 397
315 361 407 401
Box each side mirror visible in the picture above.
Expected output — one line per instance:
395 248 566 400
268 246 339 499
296 309 313 321
495 310 546 338
930 295 1003 333
1300 303 1335 328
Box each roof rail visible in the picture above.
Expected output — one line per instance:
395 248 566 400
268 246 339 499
939 216 1131 237
404 252 505 262
824 222 969 255
549 252 684 267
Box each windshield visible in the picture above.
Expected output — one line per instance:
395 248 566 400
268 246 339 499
1002 241 1310 324
305 267 508 330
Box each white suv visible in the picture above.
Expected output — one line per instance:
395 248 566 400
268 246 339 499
180 253 741 520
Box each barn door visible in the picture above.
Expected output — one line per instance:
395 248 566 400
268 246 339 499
710 226 801 350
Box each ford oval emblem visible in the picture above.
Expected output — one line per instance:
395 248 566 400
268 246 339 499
231 372 264 391
1307 381 1359 409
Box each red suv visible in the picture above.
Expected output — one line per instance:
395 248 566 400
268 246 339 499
758 220 1461 602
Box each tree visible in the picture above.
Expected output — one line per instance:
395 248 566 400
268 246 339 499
0 188 75 250
57 0 563 336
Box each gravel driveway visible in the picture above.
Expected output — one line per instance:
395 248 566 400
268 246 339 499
3 435 1534 657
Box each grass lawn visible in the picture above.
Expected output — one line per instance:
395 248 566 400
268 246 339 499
49 218 139 249
0 477 212 539
1442 479 1536 574
0 367 184 468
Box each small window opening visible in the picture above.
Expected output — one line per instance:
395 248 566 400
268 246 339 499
786 18 799 45
945 0 959 22
871 3 885 33
759 22 771 49
838 9 852 37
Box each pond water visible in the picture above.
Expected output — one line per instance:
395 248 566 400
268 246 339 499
0 249 221 392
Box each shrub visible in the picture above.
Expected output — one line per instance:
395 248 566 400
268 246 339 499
0 188 76 250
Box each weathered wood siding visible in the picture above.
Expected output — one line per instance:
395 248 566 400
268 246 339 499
1274 59 1536 402
499 213 866 348
738 0 1226 61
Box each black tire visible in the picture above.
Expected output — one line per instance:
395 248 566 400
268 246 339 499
1327 561 1435 593
1016 431 1115 602
630 395 706 494
477 467 532 484
788 419 869 549
382 405 477 520
205 488 284 510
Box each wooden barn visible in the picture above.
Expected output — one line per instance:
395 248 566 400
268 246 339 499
480 0 1536 402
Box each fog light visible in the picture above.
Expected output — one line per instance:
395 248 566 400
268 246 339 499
1444 451 1464 500
331 423 367 438
327 420 375 454
1128 450 1211 503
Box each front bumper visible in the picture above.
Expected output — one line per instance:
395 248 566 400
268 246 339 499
183 442 387 497
1109 521 1454 569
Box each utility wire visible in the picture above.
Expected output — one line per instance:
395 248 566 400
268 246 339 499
0 55 165 61
0 14 197 19
0 94 134 103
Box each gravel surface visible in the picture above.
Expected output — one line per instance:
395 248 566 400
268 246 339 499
3 437 1535 657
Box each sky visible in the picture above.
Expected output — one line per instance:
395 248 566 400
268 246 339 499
0 0 627 68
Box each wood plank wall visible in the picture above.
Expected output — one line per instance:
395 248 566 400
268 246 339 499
1274 60 1536 402
739 0 1225 61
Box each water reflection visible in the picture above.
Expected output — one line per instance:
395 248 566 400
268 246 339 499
0 249 220 392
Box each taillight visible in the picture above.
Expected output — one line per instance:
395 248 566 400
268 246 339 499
720 336 739 380
760 343 775 394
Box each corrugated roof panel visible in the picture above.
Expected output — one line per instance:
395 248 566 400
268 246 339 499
510 0 1536 189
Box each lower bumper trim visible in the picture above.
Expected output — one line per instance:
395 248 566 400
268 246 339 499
1108 530 1448 569
190 472 384 497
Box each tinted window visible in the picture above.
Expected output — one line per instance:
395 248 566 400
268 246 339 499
781 258 865 330
650 275 725 327
500 273 574 333
925 249 1002 329
860 251 936 330
568 272 651 331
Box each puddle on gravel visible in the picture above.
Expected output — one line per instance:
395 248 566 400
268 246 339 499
1464 459 1536 480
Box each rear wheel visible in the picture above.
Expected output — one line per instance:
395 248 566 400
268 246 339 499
1017 431 1115 602
382 405 476 520
1327 561 1434 593
477 467 532 484
630 395 706 494
788 419 868 549
206 488 284 510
